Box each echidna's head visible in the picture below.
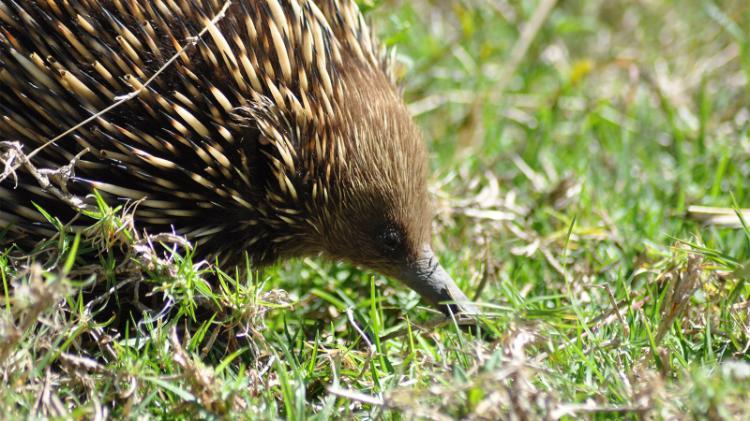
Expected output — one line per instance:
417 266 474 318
232 7 476 315
294 63 476 316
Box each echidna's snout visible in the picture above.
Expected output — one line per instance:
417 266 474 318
398 246 478 316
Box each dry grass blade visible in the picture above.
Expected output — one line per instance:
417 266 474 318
655 253 707 345
495 0 559 100
326 386 385 406
550 402 650 419
687 205 750 228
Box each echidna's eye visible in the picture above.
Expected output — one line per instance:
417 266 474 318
377 224 405 257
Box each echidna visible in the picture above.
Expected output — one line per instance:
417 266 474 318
0 0 476 314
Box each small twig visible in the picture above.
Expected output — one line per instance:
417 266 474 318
472 241 491 301
603 285 630 337
59 352 106 374
0 142 92 212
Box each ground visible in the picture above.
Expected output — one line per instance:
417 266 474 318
1 0 750 419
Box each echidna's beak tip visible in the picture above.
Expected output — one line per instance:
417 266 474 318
398 246 479 316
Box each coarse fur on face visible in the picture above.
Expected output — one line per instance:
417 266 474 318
234 24 432 277
309 56 432 277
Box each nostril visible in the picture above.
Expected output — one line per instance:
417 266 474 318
441 302 461 317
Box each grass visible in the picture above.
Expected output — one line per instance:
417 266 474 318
2 0 750 418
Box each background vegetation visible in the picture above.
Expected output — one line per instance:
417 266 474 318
2 0 750 418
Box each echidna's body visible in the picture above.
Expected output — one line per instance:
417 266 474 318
0 0 474 313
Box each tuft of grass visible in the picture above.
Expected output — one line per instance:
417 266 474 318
2 0 750 418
